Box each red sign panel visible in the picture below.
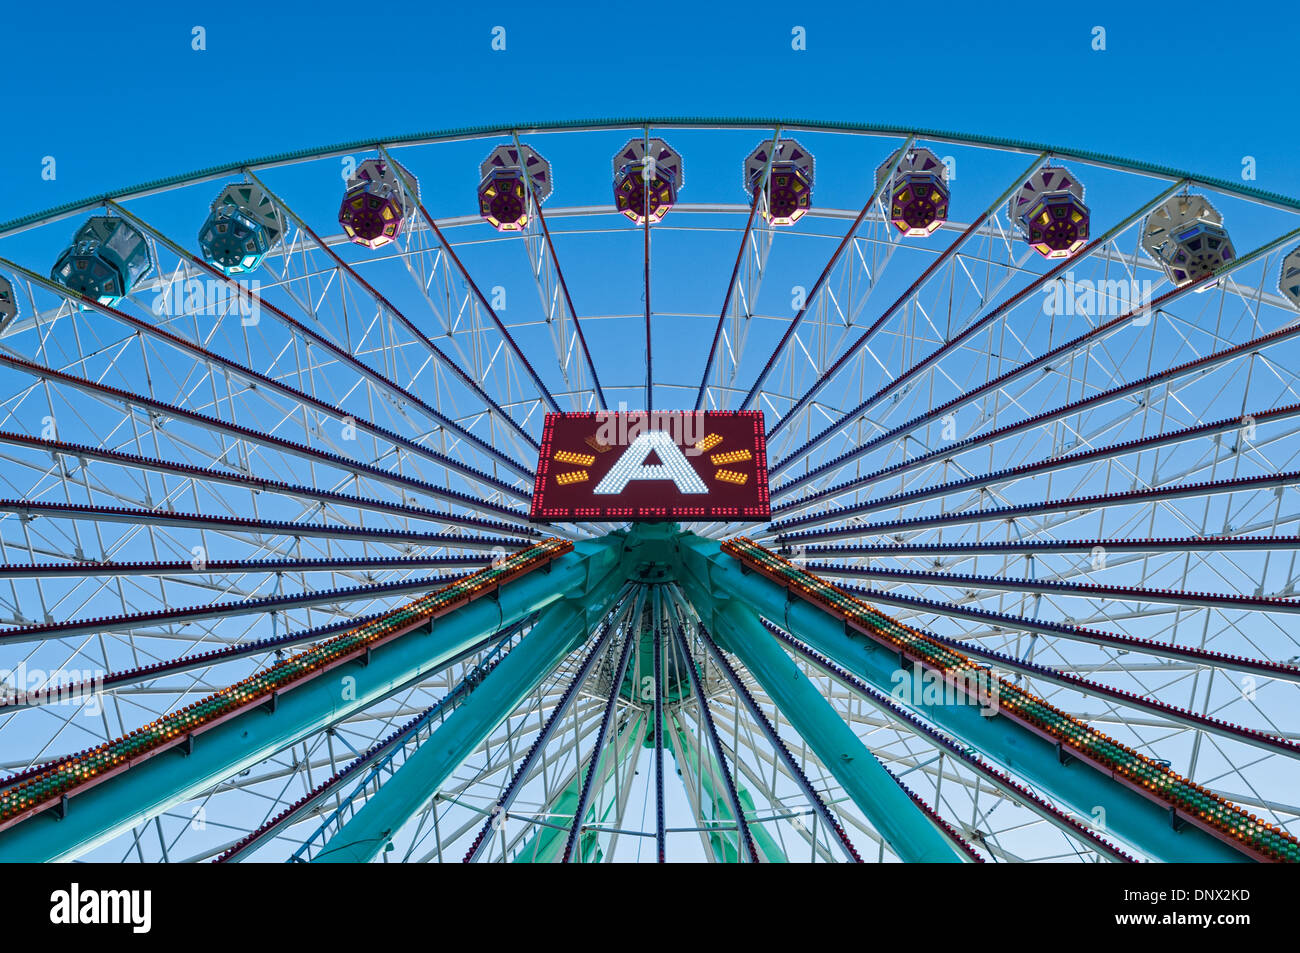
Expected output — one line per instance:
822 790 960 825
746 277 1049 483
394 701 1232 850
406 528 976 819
530 411 770 522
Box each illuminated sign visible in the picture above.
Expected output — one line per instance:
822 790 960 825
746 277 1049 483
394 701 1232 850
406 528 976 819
529 411 770 522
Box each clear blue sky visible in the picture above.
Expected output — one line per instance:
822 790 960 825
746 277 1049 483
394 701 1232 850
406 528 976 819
2 0 1298 220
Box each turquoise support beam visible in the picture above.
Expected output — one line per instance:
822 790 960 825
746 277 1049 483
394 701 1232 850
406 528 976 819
670 717 786 863
674 532 1248 863
666 718 737 862
462 594 636 863
514 713 645 864
561 587 644 862
735 790 785 863
665 602 759 862
706 600 962 863
313 573 628 863
0 537 623 863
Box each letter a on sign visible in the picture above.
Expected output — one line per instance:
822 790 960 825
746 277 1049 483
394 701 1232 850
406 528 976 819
529 411 771 522
593 432 708 495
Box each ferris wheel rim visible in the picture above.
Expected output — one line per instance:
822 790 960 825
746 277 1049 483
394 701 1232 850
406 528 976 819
3 115 1299 241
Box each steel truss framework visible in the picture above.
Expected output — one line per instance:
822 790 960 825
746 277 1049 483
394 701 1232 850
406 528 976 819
0 119 1297 862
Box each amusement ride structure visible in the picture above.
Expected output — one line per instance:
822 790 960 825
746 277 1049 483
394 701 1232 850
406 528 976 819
0 119 1297 863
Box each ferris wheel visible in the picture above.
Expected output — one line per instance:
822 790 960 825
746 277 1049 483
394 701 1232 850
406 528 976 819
0 118 1297 863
